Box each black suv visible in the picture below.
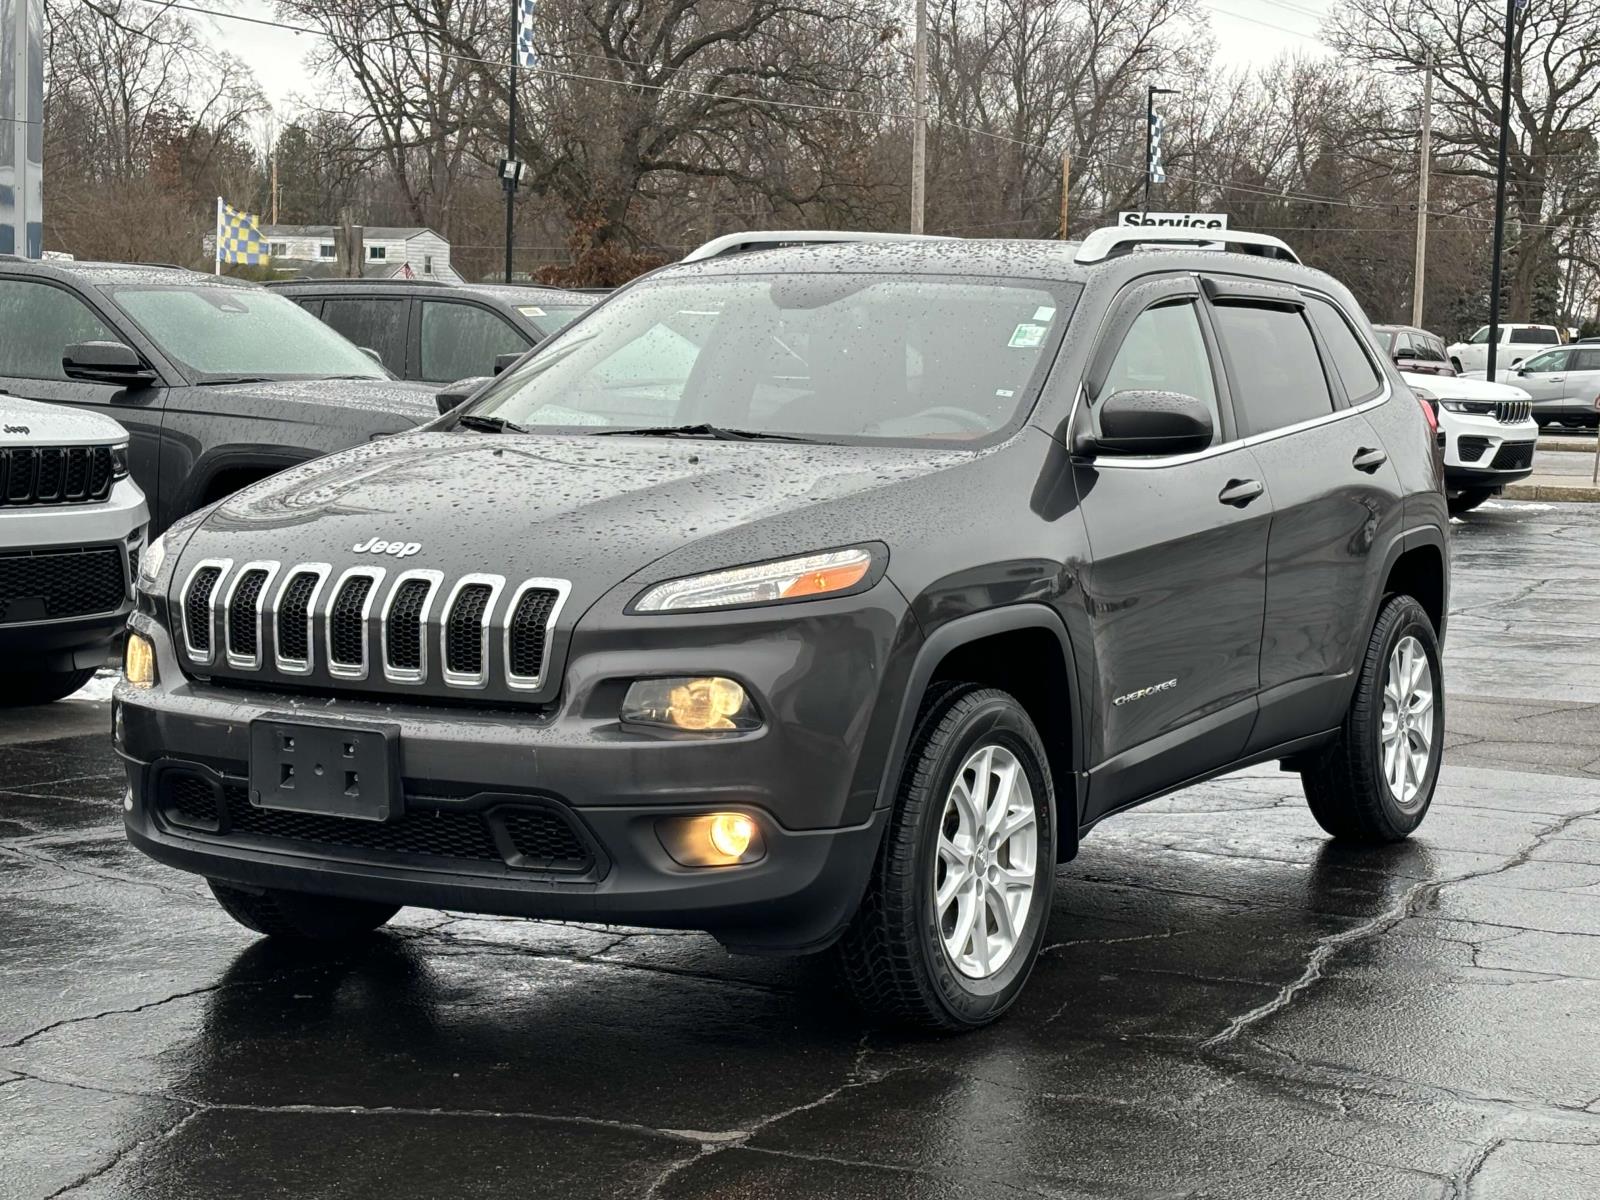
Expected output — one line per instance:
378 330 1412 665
0 261 438 533
268 279 596 383
117 228 1449 1030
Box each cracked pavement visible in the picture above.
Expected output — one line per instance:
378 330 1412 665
3 499 1600 1198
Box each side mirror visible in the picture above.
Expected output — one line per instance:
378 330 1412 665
1078 389 1214 457
62 341 157 388
1394 347 1416 361
493 352 523 376
435 377 489 414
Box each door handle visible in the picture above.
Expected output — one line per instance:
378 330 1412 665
1548 375 1565 383
1218 478 1264 507
1352 447 1388 473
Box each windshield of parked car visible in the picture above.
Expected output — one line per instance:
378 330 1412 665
106 285 390 382
465 273 1078 444
516 303 592 337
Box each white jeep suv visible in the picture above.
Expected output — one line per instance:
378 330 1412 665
1 396 148 704
1403 372 1539 515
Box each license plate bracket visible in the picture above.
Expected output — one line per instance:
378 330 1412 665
248 718 401 822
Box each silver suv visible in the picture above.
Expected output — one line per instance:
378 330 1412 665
1500 345 1600 430
1 396 148 704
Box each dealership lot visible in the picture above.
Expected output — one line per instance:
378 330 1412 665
3 499 1599 1198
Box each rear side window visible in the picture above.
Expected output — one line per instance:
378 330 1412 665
420 302 529 383
320 298 407 376
1515 326 1560 345
1415 336 1448 363
1576 349 1600 371
0 280 119 380
1305 297 1383 403
1211 304 1335 437
1098 301 1220 442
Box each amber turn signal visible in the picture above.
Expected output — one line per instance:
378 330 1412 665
123 632 156 688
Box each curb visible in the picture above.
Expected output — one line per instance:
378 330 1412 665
1537 437 1596 452
1502 480 1600 502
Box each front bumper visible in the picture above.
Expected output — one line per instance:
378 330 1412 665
115 585 910 953
1441 413 1538 489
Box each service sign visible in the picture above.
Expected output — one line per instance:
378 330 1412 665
1116 212 1229 230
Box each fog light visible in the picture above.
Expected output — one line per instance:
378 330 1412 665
657 812 767 867
124 632 156 688
621 677 757 732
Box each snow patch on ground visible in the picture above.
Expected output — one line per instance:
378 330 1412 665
68 669 120 703
1480 500 1555 512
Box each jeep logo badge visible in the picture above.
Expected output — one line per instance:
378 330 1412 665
352 537 422 559
3 425 28 435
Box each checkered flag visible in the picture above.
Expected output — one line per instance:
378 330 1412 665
516 0 536 68
216 199 269 266
1148 110 1167 185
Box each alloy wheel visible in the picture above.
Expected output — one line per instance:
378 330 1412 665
934 744 1039 979
1380 634 1435 810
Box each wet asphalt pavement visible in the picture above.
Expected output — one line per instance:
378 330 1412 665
4 500 1600 1199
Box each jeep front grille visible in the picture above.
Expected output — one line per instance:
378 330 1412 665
0 545 126 624
1494 399 1530 424
0 446 115 507
178 560 569 698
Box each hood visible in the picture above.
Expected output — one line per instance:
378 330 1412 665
204 377 438 423
1401 371 1530 402
180 430 972 610
0 395 132 448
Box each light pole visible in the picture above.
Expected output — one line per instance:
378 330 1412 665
1485 0 1519 379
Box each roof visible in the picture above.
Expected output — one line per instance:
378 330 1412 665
261 225 443 243
266 278 596 306
0 259 247 288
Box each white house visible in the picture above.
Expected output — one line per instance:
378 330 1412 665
244 225 462 282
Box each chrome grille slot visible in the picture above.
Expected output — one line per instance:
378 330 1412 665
326 569 383 679
441 575 503 688
381 570 442 683
223 563 277 669
275 572 319 666
181 561 230 663
504 579 570 690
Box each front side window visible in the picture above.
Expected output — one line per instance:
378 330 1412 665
107 285 388 381
1520 348 1569 373
1098 301 1219 444
320 298 408 376
0 280 119 380
1306 296 1383 403
466 274 1078 444
516 303 593 337
1212 304 1335 437
420 302 528 383
1468 326 1490 344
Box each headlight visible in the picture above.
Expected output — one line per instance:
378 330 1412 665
110 444 130 478
137 531 168 590
1438 400 1493 414
124 632 156 688
621 677 759 732
631 547 877 613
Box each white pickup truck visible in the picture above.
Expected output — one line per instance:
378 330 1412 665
1 396 148 704
1448 323 1564 375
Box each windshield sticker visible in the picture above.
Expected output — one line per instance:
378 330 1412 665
516 306 547 318
1009 323 1046 349
1032 306 1056 322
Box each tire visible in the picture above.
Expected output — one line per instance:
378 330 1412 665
0 667 98 707
835 685 1055 1031
1302 595 1443 843
208 880 399 940
1447 488 1495 515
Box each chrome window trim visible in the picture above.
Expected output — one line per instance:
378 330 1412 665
271 563 331 676
502 578 572 692
380 569 445 685
1069 284 1396 471
324 566 387 682
178 558 233 666
440 573 505 689
222 560 280 671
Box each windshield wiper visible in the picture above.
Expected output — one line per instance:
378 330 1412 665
456 413 530 434
591 423 819 442
202 375 275 385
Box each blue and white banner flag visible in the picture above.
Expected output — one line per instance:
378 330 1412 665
1148 111 1167 185
516 0 536 68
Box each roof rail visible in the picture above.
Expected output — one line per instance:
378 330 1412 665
264 277 451 288
682 229 953 262
1074 226 1300 265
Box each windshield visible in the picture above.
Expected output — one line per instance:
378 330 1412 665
467 274 1077 444
516 303 592 337
107 285 389 382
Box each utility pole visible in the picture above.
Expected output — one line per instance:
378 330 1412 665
1058 152 1070 239
1486 0 1518 379
1411 49 1432 328
271 154 279 227
910 0 927 234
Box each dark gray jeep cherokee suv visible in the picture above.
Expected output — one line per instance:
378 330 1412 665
117 228 1449 1030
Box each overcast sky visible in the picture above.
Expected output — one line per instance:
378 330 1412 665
214 0 1333 126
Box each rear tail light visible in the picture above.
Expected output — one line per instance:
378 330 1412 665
1411 387 1439 432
